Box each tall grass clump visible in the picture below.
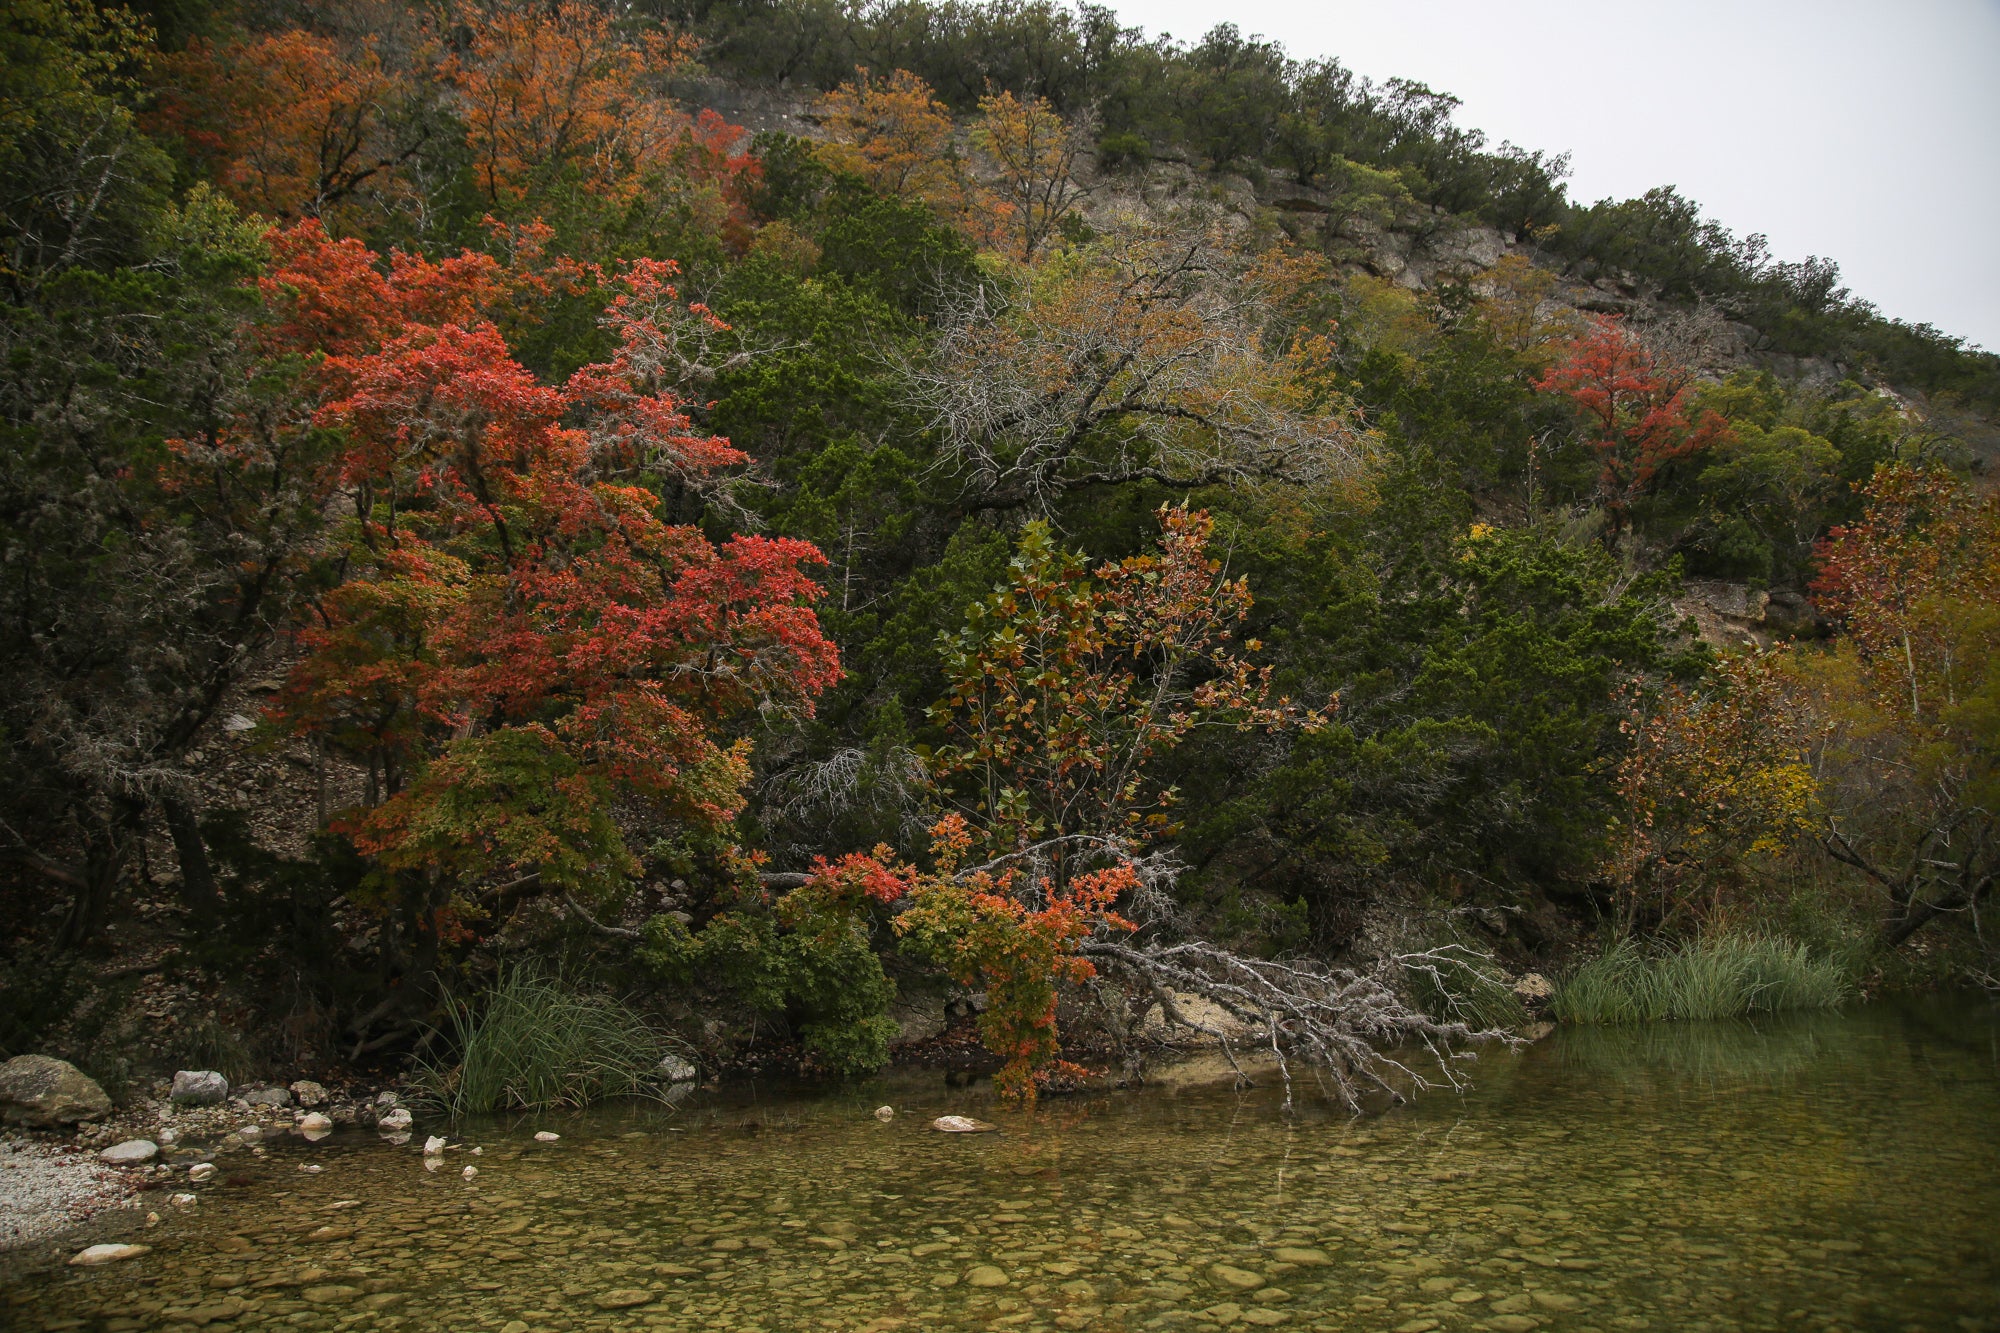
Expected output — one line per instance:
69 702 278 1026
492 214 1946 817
1550 934 1855 1025
415 967 679 1116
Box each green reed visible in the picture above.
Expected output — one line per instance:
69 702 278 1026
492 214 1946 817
414 966 679 1115
1551 933 1855 1025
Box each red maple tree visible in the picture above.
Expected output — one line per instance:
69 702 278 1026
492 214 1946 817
262 222 840 936
1536 316 1731 533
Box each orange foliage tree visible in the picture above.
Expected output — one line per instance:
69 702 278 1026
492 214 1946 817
1812 463 2000 725
1535 315 1731 536
1604 651 1820 931
814 67 968 217
443 1 697 206
154 30 422 223
812 508 1327 1098
1809 464 2000 949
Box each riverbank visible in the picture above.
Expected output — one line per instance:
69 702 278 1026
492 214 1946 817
0 1073 416 1257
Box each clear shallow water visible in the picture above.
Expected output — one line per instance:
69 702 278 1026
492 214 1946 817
7 998 1999 1333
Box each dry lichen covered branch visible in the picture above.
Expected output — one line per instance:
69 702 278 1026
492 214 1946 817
1081 935 1516 1112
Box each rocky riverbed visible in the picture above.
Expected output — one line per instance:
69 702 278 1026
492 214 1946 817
2 997 1997 1333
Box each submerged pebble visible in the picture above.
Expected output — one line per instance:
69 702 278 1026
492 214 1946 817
69 1243 149 1266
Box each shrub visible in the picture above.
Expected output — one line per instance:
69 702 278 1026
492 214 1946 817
1551 933 1854 1024
415 967 677 1116
1096 131 1150 172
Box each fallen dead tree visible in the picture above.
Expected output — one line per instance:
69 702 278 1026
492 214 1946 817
1081 936 1515 1112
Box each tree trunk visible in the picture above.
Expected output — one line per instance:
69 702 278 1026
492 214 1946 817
163 797 218 920
56 798 146 947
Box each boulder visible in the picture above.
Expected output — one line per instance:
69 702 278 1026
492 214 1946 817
930 1115 998 1134
171 1070 229 1106
1513 972 1554 998
244 1086 291 1107
0 1054 113 1127
99 1139 159 1166
1138 991 1258 1041
288 1080 328 1107
886 992 948 1044
659 1054 697 1083
378 1107 413 1131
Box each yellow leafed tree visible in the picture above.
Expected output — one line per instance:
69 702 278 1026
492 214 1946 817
971 88 1090 261
1606 650 1821 931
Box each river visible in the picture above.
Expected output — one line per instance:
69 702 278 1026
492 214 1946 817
7 996 1997 1332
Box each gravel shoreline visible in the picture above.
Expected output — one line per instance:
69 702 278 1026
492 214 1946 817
1 1074 409 1258
0 1135 139 1252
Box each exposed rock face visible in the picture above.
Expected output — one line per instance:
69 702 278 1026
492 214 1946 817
0 1055 112 1127
170 1070 229 1106
1683 579 1769 623
1138 990 1258 1042
1673 579 1821 649
886 992 948 1045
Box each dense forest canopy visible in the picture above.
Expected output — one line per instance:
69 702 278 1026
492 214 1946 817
2 0 1995 1105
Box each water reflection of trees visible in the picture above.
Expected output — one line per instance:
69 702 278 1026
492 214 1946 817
1550 1010 1844 1093
1548 997 2000 1097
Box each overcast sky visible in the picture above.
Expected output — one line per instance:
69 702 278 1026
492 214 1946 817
1109 0 2000 352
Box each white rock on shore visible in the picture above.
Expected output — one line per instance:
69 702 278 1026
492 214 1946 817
170 1071 228 1107
98 1140 157 1166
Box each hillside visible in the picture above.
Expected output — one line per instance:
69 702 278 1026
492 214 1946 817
2 0 1996 1110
